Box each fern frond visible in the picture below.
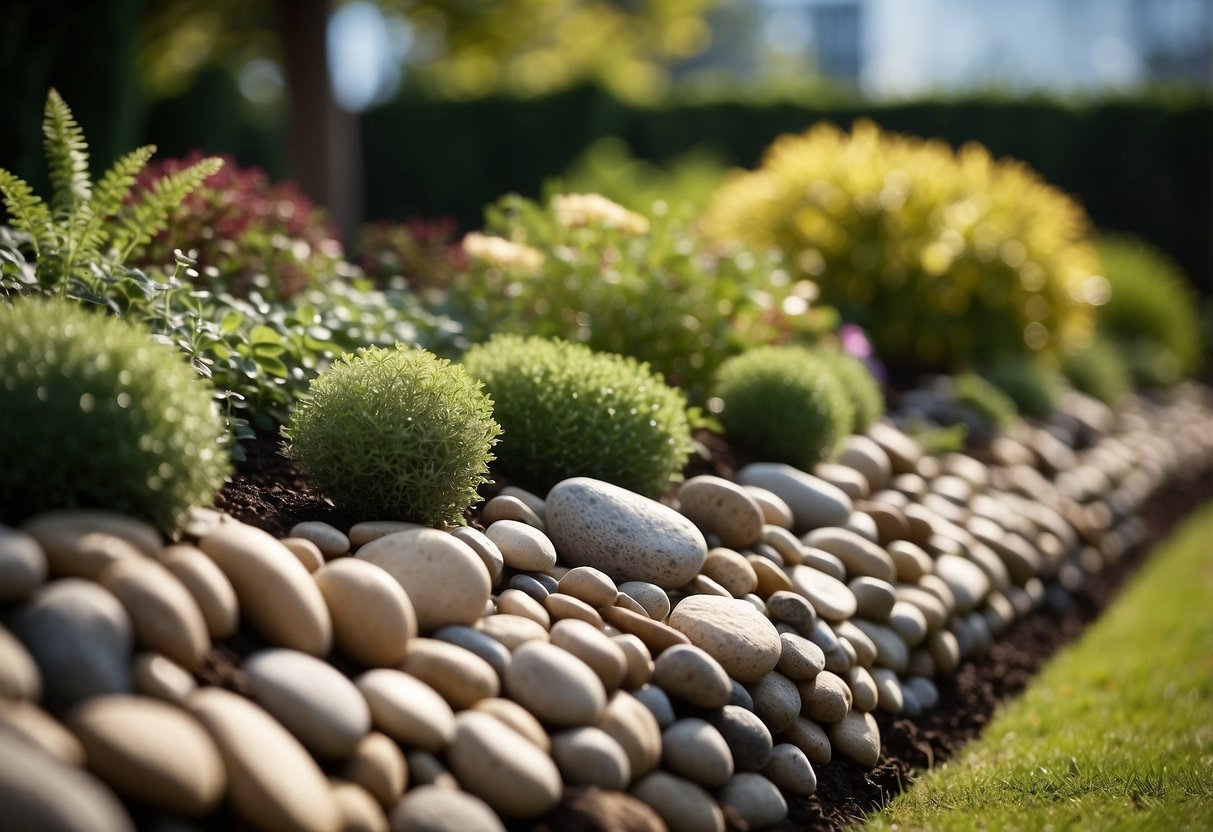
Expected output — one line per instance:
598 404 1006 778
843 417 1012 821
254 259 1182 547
42 89 92 215
113 156 223 262
94 145 156 220
0 169 53 257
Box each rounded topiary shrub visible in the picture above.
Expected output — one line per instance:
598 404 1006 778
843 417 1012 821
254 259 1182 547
982 357 1066 420
461 335 694 497
817 349 884 433
1062 338 1132 406
0 297 231 530
951 372 1019 432
713 346 854 470
284 345 500 526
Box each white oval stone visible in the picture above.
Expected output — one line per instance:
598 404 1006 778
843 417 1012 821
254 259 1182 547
0 731 134 832
787 565 857 621
545 477 707 588
505 640 606 726
132 652 195 704
290 521 350 558
343 732 407 809
0 623 40 701
829 709 882 767
355 669 455 752
668 595 781 682
549 618 628 691
485 520 557 572
558 566 618 609
314 558 417 667
401 638 500 709
597 689 662 778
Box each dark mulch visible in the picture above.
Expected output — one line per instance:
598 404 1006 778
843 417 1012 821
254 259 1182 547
210 430 1213 832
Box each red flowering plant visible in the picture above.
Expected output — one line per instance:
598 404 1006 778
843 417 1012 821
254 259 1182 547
355 216 467 292
132 153 350 301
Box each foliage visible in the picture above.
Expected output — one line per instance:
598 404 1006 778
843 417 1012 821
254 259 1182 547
355 217 465 292
951 372 1019 431
1062 337 1132 406
452 191 834 404
0 89 221 299
1095 235 1202 387
461 335 694 497
815 347 885 433
702 119 1106 373
712 345 854 470
0 297 231 530
132 153 347 302
981 357 1066 420
284 345 499 526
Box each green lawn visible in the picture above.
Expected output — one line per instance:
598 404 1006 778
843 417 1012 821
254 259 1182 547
865 501 1213 831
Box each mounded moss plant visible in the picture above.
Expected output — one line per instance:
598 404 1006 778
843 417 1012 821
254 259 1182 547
817 348 884 433
461 335 694 496
982 357 1066 420
0 297 231 530
284 345 500 526
1062 337 1132 406
951 372 1018 431
713 346 854 470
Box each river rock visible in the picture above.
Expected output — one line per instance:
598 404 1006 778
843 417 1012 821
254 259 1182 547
313 558 417 667
485 520 557 572
846 665 880 712
67 694 225 817
662 718 733 787
651 644 731 708
708 704 773 771
497 588 552 628
613 633 655 690
888 600 929 646
747 671 801 734
550 618 627 691
632 684 676 728
718 772 788 830
0 731 134 832
343 732 407 809
245 648 371 758
445 711 563 819
803 527 896 582
389 785 505 832
356 529 490 632
763 743 817 795
837 435 893 492
677 476 765 548
289 521 350 558
8 578 132 711
281 537 325 573
871 667 905 713
505 640 606 726
545 592 604 628
787 565 857 621
551 726 631 789
829 709 882 767
329 779 388 832
472 697 550 751
448 526 505 588
475 613 549 650
783 715 832 766
401 638 500 709
700 547 759 597
545 477 707 588
736 463 853 532
598 689 662 778
617 581 671 621
433 626 512 678
160 544 239 639
0 525 46 601
599 606 690 656
198 521 332 656
132 652 195 704
188 687 340 832
557 566 618 608
851 619 909 672
356 669 455 751
797 670 852 723
668 595 781 682
849 576 897 621
0 699 85 764
933 553 991 613
777 631 826 680
632 771 724 832
98 557 210 671
766 590 817 633
0 624 40 700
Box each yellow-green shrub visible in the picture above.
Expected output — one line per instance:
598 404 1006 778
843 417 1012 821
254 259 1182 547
703 120 1104 373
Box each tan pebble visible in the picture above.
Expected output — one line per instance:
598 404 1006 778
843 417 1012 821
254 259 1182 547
832 620 877 666
475 613 550 650
343 732 407 809
544 592 604 628
98 557 210 671
0 699 85 764
355 669 455 751
893 585 948 631
849 576 897 620
505 640 607 726
400 638 499 709
858 501 911 545
736 464 853 533
743 486 795 530
356 529 490 632
551 726 631 790
668 595 781 682
652 644 731 709
846 665 879 712
787 564 857 621
472 697 550 751
760 525 804 565
550 618 627 691
685 573 732 598
558 566 617 608
188 687 339 832
926 630 961 675
67 694 225 817
389 784 505 832
445 711 563 819
829 710 881 767
349 521 423 550
918 573 958 613
160 544 239 639
199 521 332 656
28 529 142 580
481 496 544 530
677 476 765 549
315 558 417 668
777 632 826 680
782 715 832 766
499 485 546 516
597 689 662 778
907 647 936 678
838 436 893 492
280 537 325 573
763 743 817 796
132 653 195 704
766 590 818 633
24 509 162 560
662 718 733 788
747 672 801 734
803 527 896 582
701 548 759 597
631 771 724 832
888 600 929 646
404 751 459 790
289 521 350 558
330 779 388 832
612 633 654 689
485 520 556 573
617 581 670 621
0 526 47 601
449 526 505 587
0 623 40 700
851 619 910 672
496 588 551 629
749 556 795 598
870 667 905 713
600 606 690 656
813 462 870 500
612 591 650 617
797 670 852 723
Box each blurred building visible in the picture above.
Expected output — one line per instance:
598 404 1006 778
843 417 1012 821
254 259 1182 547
710 0 1212 97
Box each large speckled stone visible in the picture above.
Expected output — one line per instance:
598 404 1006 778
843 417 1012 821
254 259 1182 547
545 478 707 588
668 595 781 683
736 464 853 533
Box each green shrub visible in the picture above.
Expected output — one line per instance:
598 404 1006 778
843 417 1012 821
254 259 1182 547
461 335 694 496
703 120 1103 373
1095 236 1201 386
982 357 1066 420
712 346 854 470
284 345 499 526
1062 338 1132 406
0 297 231 530
816 348 884 433
951 372 1018 431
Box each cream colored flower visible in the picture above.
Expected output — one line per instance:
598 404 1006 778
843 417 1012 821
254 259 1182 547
552 193 650 235
462 232 545 274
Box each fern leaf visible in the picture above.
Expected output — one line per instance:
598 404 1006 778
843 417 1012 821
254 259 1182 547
114 156 223 262
42 89 92 215
0 169 53 257
94 145 156 220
